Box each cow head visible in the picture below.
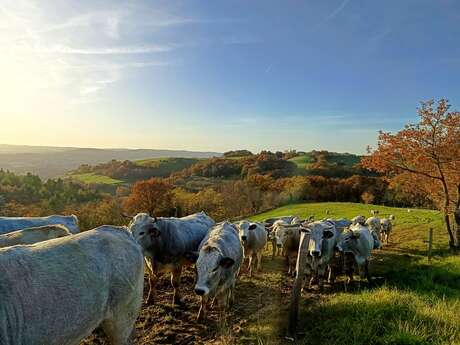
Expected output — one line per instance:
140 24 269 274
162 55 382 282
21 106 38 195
305 222 335 257
194 245 235 297
237 221 257 244
336 229 360 253
128 213 161 251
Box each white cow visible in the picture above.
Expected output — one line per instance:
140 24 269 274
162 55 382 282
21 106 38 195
337 224 374 286
0 225 71 248
187 222 243 321
304 221 338 289
380 218 393 243
235 220 267 276
0 215 79 234
0 225 144 345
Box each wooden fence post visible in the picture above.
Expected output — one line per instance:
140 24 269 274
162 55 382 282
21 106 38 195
428 228 433 262
288 229 309 337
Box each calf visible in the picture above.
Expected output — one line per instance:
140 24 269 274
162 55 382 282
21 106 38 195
303 221 338 289
129 211 214 305
187 222 243 321
235 221 267 276
380 218 393 243
0 215 79 234
0 225 71 248
0 225 144 345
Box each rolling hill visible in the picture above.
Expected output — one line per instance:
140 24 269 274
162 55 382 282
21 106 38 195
0 144 220 179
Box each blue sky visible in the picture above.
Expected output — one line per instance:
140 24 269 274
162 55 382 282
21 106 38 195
1 0 459 153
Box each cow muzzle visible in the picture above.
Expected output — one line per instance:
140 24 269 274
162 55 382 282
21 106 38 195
241 236 247 241
195 287 208 296
311 250 321 257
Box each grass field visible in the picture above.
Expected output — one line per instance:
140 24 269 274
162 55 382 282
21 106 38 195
289 152 361 169
289 153 315 168
70 172 123 185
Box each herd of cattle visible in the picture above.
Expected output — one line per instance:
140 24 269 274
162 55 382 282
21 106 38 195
0 210 394 345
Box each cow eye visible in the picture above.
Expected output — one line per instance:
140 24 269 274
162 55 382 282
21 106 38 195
139 231 145 236
212 266 219 272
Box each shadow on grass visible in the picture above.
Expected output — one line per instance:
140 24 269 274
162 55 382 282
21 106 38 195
371 252 460 301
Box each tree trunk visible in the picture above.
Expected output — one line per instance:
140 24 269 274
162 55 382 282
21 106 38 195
454 184 460 251
439 176 457 250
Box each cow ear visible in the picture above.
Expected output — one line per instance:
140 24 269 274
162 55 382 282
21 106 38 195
148 226 161 238
184 251 199 263
323 230 334 239
248 223 257 230
219 257 235 269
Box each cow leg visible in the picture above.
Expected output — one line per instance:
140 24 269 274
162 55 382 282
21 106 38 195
365 260 371 283
248 254 254 277
102 287 142 345
171 265 182 305
256 251 263 271
309 272 316 289
197 296 208 322
318 267 325 291
271 240 276 260
144 258 156 304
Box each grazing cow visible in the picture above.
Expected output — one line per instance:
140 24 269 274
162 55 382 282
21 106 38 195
129 211 214 305
235 221 267 276
389 214 395 221
187 222 243 321
370 210 379 216
303 221 337 289
0 215 79 235
0 225 71 248
0 225 144 345
380 218 393 243
336 224 374 286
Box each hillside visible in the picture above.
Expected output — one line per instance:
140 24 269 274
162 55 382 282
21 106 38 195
289 151 362 169
0 144 220 179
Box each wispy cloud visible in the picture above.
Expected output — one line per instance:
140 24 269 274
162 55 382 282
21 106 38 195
325 0 351 22
42 44 174 55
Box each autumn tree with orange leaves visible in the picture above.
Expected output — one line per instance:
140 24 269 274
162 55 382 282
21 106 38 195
124 178 174 217
363 99 460 251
